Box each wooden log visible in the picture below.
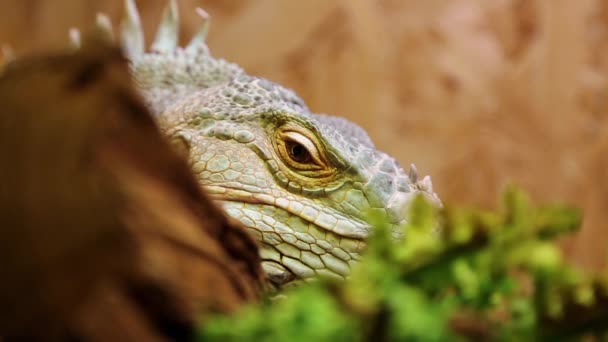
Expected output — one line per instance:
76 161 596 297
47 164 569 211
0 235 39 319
0 38 263 341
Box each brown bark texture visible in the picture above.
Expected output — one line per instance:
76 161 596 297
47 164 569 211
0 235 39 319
0 38 263 341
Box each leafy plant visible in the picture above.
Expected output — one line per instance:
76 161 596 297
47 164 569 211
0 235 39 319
199 187 608 341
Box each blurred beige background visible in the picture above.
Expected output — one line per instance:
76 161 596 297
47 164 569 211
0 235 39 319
1 0 606 269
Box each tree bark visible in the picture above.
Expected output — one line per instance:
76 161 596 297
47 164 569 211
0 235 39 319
0 39 263 341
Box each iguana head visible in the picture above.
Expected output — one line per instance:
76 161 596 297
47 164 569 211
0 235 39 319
96 0 440 287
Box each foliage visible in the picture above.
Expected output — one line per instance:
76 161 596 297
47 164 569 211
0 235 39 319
199 187 608 341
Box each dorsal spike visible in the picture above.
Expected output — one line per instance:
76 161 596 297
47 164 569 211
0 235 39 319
186 7 210 51
408 163 418 183
421 175 433 193
151 0 179 53
121 0 144 59
95 13 115 43
69 28 81 49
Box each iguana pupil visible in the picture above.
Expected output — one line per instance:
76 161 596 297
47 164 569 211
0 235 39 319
287 141 311 164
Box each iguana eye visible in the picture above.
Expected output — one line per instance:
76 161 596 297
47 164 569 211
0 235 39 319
276 129 325 171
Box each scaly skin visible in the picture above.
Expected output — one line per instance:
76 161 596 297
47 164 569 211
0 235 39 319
83 0 441 287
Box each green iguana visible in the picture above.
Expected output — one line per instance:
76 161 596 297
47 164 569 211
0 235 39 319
63 0 441 288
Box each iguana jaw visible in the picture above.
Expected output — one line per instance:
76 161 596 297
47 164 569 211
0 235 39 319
217 200 365 286
204 183 369 287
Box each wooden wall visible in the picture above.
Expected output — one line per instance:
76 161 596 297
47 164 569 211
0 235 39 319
2 0 607 269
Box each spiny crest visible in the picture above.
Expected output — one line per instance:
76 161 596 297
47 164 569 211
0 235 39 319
70 0 244 114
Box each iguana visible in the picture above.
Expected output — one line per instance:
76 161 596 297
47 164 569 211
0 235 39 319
60 0 441 288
